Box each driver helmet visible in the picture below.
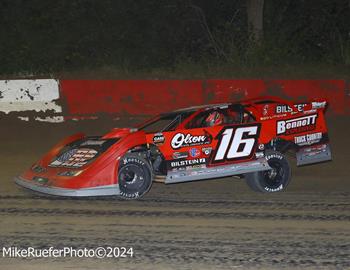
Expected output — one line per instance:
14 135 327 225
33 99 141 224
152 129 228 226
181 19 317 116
205 111 224 127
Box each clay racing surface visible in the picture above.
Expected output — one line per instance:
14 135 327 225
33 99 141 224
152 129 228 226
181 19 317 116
0 117 349 270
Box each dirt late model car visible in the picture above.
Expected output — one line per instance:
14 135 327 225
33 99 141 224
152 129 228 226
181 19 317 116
15 96 332 199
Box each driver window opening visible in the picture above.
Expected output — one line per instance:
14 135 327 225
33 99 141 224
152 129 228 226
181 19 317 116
186 106 243 129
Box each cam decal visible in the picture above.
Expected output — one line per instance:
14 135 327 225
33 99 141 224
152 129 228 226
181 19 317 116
153 133 165 144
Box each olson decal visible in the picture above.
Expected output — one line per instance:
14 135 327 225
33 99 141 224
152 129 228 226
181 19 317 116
277 114 317 135
213 124 260 162
171 131 211 149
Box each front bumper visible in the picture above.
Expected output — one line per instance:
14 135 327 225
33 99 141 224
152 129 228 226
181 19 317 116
14 176 120 197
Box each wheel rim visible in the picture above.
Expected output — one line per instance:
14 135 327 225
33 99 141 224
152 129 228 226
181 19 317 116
119 164 145 191
264 160 285 188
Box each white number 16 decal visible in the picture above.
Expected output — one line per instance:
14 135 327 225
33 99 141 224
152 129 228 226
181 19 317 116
214 125 260 162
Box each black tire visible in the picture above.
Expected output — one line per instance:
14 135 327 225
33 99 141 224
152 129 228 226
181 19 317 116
245 150 291 193
118 153 153 200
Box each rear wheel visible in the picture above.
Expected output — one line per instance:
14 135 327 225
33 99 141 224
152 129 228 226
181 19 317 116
245 150 291 193
118 153 153 199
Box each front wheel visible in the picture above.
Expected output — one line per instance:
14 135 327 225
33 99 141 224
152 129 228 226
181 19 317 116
245 150 291 193
118 153 153 200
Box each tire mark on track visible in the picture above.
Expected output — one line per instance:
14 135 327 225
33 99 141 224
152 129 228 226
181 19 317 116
1 230 349 269
1 195 349 211
1 207 350 221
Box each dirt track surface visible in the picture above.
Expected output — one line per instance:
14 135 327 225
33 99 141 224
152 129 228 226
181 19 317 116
0 117 349 269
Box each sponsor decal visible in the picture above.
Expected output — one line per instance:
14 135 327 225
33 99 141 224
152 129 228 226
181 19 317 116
153 133 165 144
294 132 322 146
312 101 326 109
213 124 260 162
265 184 283 192
173 163 207 173
81 140 106 146
255 152 264 158
50 148 98 168
260 114 286 121
202 147 212 156
266 153 283 160
189 148 200 158
276 103 306 114
171 131 211 149
263 104 269 116
120 191 140 199
187 164 206 170
172 152 189 159
277 114 317 135
300 144 328 158
171 166 186 172
122 157 146 166
170 158 207 168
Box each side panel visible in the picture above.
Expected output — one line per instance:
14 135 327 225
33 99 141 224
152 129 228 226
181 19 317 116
255 102 332 166
146 123 266 183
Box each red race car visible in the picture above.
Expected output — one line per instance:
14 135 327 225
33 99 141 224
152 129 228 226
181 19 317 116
15 96 332 199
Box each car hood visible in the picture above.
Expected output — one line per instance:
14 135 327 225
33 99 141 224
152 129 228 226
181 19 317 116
46 127 139 169
102 127 138 139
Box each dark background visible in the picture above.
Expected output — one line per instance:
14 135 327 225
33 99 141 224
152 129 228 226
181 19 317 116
0 0 349 76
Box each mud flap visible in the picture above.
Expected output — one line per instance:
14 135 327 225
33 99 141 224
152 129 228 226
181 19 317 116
296 143 332 166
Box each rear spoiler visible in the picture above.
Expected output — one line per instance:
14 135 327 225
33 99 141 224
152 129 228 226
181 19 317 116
244 96 328 118
301 99 328 114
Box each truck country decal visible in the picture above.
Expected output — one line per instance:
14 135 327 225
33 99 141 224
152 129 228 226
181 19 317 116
294 132 322 146
213 125 261 162
277 114 317 135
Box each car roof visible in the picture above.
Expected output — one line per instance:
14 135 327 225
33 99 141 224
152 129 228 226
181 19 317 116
161 96 291 117
172 103 231 113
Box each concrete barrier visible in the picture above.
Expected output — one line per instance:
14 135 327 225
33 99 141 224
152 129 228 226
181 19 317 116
0 79 62 113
